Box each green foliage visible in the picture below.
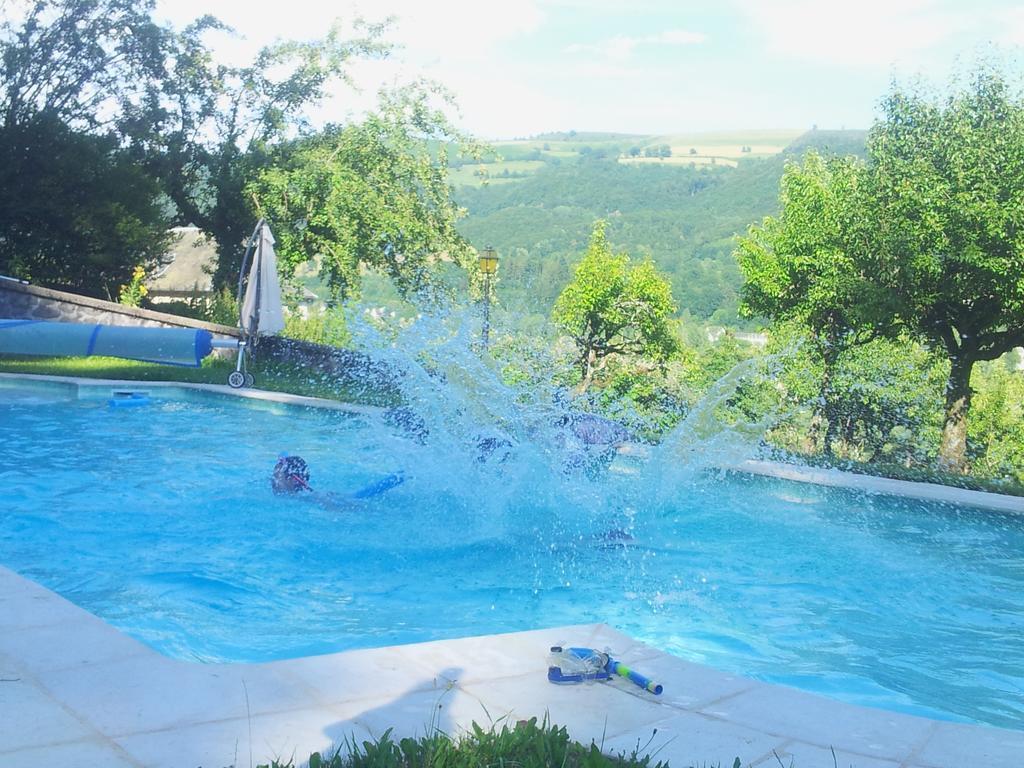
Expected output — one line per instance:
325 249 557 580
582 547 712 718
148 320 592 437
736 151 879 338
553 222 678 389
250 84 475 302
865 65 1024 468
283 307 351 348
759 330 947 464
0 115 172 298
259 716 670 768
969 360 1024 485
735 151 896 453
868 68 1024 347
490 328 575 394
145 287 239 326
0 1 389 293
206 287 242 327
118 266 150 307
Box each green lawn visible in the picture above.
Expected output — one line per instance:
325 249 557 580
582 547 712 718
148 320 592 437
0 355 398 406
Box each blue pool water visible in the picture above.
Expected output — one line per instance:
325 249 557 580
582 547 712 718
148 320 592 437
1 381 1023 730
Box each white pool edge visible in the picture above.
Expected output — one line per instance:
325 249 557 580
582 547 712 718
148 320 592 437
731 459 1024 515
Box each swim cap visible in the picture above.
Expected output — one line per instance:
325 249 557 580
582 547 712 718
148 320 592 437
272 455 311 494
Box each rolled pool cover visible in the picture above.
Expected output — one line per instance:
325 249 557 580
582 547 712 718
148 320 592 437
0 319 214 367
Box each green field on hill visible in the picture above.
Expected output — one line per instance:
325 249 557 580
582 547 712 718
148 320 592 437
449 129 867 326
451 129 808 189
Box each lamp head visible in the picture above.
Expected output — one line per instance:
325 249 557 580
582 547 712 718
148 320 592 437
478 246 499 275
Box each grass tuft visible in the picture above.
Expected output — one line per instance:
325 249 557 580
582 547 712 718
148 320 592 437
256 716 693 768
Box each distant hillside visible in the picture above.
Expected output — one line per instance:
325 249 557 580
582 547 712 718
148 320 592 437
453 129 868 325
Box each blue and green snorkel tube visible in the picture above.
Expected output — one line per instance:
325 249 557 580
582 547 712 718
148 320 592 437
547 646 663 695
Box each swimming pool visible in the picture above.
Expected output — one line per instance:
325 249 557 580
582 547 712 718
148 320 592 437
1 379 1023 730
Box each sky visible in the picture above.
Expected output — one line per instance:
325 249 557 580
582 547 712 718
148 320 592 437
144 0 1024 139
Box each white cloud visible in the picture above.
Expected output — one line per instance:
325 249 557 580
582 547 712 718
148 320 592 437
734 0 966 70
996 7 1024 46
156 0 545 62
358 0 545 61
565 28 707 61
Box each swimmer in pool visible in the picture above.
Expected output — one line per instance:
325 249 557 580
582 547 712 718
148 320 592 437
272 455 404 510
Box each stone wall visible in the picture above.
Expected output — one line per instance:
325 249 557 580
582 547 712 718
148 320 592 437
0 278 239 337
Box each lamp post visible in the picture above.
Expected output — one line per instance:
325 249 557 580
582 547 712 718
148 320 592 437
478 246 499 348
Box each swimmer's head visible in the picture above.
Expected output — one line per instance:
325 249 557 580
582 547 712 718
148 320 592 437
272 455 311 494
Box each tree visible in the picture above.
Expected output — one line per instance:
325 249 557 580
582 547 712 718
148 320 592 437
0 114 171 297
0 0 389 291
553 221 678 392
735 151 894 454
0 0 172 294
1 0 167 131
248 84 476 302
866 67 1024 471
128 16 389 288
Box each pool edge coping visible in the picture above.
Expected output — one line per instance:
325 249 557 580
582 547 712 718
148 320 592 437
730 459 1024 515
0 371 385 417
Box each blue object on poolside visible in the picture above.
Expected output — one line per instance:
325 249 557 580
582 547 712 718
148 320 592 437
0 319 214 367
549 646 663 695
108 395 151 408
351 472 405 500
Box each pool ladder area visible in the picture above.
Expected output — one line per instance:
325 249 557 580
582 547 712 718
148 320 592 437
108 389 151 408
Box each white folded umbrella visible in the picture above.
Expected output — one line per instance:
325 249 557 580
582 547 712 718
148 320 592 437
239 221 285 338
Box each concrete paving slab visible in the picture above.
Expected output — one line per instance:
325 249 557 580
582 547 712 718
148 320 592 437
342 686 502 742
0 677 97 753
754 739 904 768
912 720 1024 768
264 644 451 707
0 569 72 631
699 682 936 762
461 673 672 741
584 640 762 711
0 614 151 675
600 710 787 768
389 623 603 685
32 654 314 738
114 707 372 768
0 739 142 768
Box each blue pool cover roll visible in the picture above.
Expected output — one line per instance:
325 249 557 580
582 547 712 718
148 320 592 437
0 319 214 367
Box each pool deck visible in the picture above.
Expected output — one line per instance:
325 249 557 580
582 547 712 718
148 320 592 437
1 567 1022 768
